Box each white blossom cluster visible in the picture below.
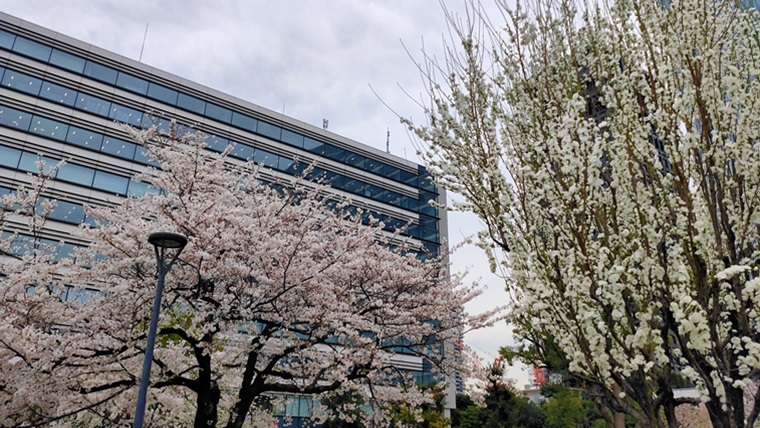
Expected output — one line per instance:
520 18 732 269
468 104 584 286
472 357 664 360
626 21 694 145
411 0 760 426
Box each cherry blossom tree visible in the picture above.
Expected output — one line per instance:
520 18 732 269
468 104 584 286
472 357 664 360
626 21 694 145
0 127 492 428
409 0 760 427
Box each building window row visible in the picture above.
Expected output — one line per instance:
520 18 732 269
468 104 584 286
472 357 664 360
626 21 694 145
0 145 152 197
0 85 439 221
0 28 437 194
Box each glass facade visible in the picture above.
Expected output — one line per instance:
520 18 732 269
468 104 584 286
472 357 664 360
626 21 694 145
0 57 441 250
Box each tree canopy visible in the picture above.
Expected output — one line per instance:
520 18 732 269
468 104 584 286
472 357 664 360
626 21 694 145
0 127 491 427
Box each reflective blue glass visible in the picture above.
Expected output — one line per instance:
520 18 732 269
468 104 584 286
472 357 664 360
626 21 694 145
257 121 282 140
147 82 178 104
277 156 294 172
205 103 232 123
39 80 77 106
231 112 258 132
229 142 254 161
108 103 142 126
0 105 32 130
127 181 152 197
18 152 58 174
177 93 206 114
285 160 306 175
116 72 149 94
30 115 68 141
133 147 158 166
0 29 14 50
75 93 110 117
254 149 278 167
57 162 95 186
303 137 324 154
400 170 418 187
66 125 103 150
83 60 118 84
381 165 400 181
49 200 85 224
0 145 21 168
101 136 136 160
50 49 85 73
13 37 51 62
324 144 346 162
345 153 365 168
1 69 42 95
281 129 304 147
93 170 129 194
205 135 229 152
141 114 171 133
365 158 382 174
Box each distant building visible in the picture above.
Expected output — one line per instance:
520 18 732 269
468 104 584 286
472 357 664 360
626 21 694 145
0 12 451 425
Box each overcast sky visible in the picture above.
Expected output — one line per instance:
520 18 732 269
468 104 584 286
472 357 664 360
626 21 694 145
1 0 525 382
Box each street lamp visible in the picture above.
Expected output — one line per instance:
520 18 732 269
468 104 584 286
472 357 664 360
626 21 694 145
134 232 188 428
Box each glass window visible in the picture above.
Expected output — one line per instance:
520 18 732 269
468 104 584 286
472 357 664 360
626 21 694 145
147 82 178 104
66 125 103 150
0 29 15 50
0 145 21 168
50 49 85 73
303 137 324 154
284 160 306 175
30 115 68 141
419 177 436 192
75 93 110 117
324 145 346 162
281 129 304 147
57 162 94 186
133 147 158 166
141 114 171 133
205 103 232 123
66 287 100 303
177 93 205 114
277 156 294 172
343 179 364 193
345 153 365 168
13 37 51 62
257 121 282 140
205 135 229 153
381 164 400 181
254 149 278 167
229 142 254 161
108 103 143 126
39 80 77 106
83 61 117 84
93 170 129 194
1 69 42 95
400 170 418 187
365 158 383 174
231 112 258 132
49 200 85 224
101 136 136 160
18 152 58 174
0 105 32 130
115 72 149 94
127 180 153 197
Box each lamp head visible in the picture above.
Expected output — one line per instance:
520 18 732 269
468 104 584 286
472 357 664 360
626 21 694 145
148 232 188 250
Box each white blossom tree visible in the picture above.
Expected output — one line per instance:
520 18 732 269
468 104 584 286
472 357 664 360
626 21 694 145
0 127 491 428
409 0 760 427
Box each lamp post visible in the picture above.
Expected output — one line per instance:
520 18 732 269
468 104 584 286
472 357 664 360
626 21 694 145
134 232 188 428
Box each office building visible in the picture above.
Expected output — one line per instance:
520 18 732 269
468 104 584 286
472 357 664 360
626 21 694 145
0 12 449 425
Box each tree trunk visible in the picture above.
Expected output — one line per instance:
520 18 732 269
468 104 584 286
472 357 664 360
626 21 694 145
703 394 742 428
194 379 221 428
